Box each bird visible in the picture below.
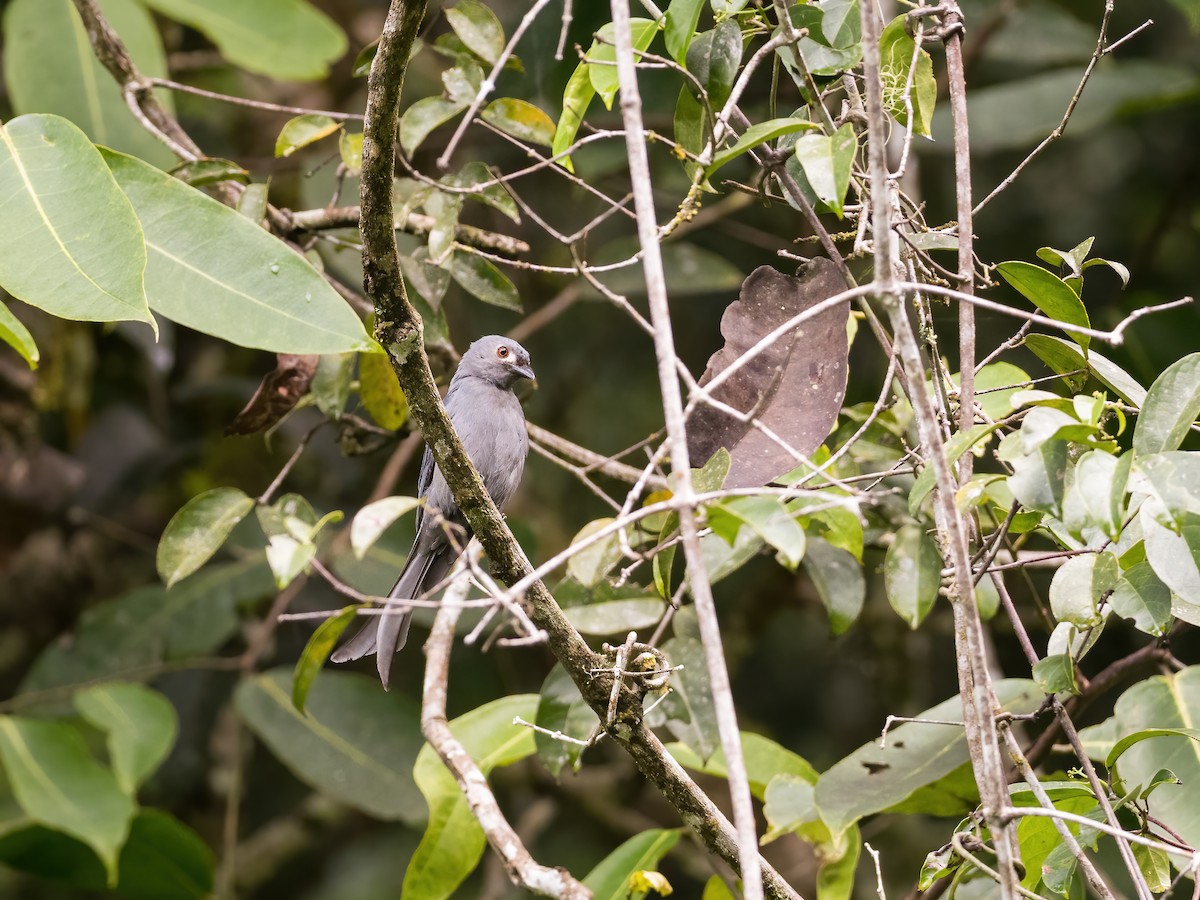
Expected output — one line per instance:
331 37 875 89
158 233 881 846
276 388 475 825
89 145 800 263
331 335 534 689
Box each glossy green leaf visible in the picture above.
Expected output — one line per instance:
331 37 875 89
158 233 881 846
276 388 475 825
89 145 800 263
1142 511 1200 608
1062 450 1130 541
0 717 134 885
102 149 377 354
884 524 942 629
667 730 817 800
443 161 520 223
292 605 360 714
909 424 1000 515
1032 654 1079 695
481 98 555 147
1023 334 1145 406
792 123 856 217
0 115 151 327
399 96 468 156
169 157 251 187
1132 844 1171 893
136 0 347 81
1007 435 1068 516
274 114 340 157
804 537 864 634
236 669 425 822
776 4 861 79
567 518 622 587
583 829 680 900
814 679 1039 838
685 19 743 111
588 20 661 110
424 189 462 263
444 0 505 66
73 683 177 794
156 487 254 588
707 496 806 569
1109 562 1173 636
706 118 818 176
558 580 664 635
1133 352 1200 455
450 252 522 311
351 496 422 559
1136 452 1200 528
997 261 1091 350
551 63 595 172
879 16 936 136
3 0 174 166
0 302 38 368
534 664 598 778
665 0 706 62
1049 551 1117 627
358 351 408 429
404 695 537 897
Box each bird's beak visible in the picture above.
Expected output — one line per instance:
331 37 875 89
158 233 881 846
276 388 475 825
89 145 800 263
514 363 536 382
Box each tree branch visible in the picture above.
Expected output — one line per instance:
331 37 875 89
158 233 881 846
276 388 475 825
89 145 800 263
359 5 799 895
285 205 531 256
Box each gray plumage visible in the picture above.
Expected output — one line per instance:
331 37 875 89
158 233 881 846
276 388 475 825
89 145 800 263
331 335 534 689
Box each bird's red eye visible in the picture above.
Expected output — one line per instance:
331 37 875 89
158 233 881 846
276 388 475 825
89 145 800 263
497 346 510 358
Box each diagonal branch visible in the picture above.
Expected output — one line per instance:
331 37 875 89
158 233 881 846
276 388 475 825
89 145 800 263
360 4 799 896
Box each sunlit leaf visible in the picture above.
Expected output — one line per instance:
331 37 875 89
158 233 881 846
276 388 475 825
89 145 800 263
1048 552 1117 627
879 15 936 137
481 98 555 147
706 118 819 177
444 0 505 66
274 114 341 157
997 261 1091 350
1133 352 1200 455
156 487 255 588
792 123 857 217
0 301 38 368
583 829 681 900
292 605 360 714
351 496 422 559
358 351 408 430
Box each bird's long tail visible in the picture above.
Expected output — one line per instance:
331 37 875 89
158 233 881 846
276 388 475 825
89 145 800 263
330 535 454 689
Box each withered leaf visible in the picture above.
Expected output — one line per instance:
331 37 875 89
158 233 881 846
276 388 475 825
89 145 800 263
687 261 849 489
226 354 319 435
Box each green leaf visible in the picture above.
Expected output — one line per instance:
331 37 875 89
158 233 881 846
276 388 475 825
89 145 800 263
1023 334 1145 406
237 181 270 224
19 561 272 700
0 809 214 899
792 123 857 217
236 669 425 822
817 828 861 900
136 0 347 81
703 875 738 899
169 157 251 187
0 115 151 327
1109 562 1173 636
776 4 861 79
685 19 743 111
583 829 681 900
338 131 363 172
481 98 555 147
804 537 864 634
657 606 719 762
883 524 942 629
558 580 664 635
443 161 520 223
274 114 341 157
3 0 174 167
706 117 818 177
707 496 806 569
73 683 177 795
965 361 1032 420
351 496 422 559
358 351 408 429
1087 667 1200 849
534 664 598 778
667 729 817 799
1007 435 1068 517
1142 511 1200 609
424 189 462 263
0 301 38 368
0 717 135 885
665 0 706 62
551 63 595 172
879 16 936 137
588 20 661 110
1062 450 1131 542
567 518 622 587
997 261 1091 350
312 352 354 418
449 252 522 311
909 424 1000 515
814 679 1040 838
1133 352 1200 455
1049 552 1117 627
1132 844 1171 894
399 96 468 156
1033 654 1079 695
292 605 360 714
404 695 537 897
156 487 254 588
444 0 505 66
102 149 377 354
1136 452 1200 528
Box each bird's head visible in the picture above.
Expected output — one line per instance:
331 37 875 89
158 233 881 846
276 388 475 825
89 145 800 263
460 335 535 389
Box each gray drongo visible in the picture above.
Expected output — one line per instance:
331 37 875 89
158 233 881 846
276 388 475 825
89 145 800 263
331 335 534 688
